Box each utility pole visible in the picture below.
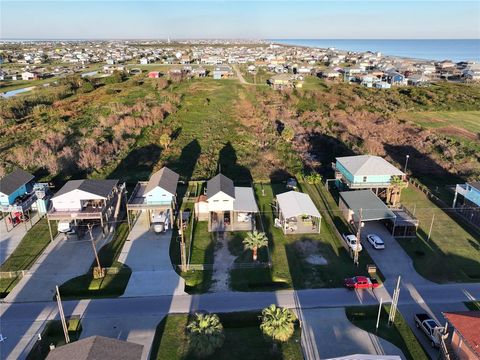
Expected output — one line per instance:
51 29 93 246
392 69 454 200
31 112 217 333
55 286 70 344
376 297 383 333
389 276 401 325
427 214 435 241
88 224 104 278
179 211 187 272
354 208 363 266
404 154 410 173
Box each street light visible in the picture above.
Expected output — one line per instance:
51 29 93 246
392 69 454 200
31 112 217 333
404 155 410 174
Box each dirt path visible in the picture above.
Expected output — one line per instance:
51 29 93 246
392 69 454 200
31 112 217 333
211 232 236 292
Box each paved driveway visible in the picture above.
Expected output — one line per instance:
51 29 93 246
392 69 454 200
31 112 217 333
361 221 432 286
0 212 40 265
118 213 185 297
4 226 111 303
300 307 405 359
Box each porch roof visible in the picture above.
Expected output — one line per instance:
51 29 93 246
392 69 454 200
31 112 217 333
339 190 396 222
233 187 258 213
276 191 321 219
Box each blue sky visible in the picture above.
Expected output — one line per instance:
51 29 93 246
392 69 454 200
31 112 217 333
2 1 479 39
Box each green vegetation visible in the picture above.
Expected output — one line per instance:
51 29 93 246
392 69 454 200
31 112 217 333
0 218 52 297
26 318 82 360
242 231 269 261
186 313 225 358
149 312 302 360
398 186 480 283
346 305 429 360
465 301 480 311
260 305 297 345
58 223 131 299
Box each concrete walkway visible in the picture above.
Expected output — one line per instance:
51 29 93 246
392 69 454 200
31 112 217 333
300 308 405 360
4 226 111 303
118 213 185 297
211 232 235 292
0 212 40 265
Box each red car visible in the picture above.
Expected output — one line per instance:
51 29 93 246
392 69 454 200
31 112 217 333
344 276 380 289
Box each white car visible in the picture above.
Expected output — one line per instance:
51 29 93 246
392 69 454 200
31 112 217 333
342 233 363 252
367 234 385 249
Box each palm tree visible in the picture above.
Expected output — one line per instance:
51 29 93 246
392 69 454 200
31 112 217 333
187 313 224 358
243 231 268 261
260 304 297 349
389 175 405 206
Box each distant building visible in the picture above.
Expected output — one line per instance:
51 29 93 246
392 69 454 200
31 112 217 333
148 71 160 78
452 181 480 227
212 65 233 79
442 311 480 360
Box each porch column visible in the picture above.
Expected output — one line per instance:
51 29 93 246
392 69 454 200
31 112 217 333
47 217 54 242
100 215 105 236
126 207 131 231
318 216 321 234
452 190 458 208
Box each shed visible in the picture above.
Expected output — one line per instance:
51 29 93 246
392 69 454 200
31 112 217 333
276 191 321 234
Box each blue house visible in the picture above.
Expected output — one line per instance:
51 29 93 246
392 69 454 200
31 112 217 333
383 70 406 85
126 167 180 230
453 181 480 227
334 155 406 204
0 169 35 207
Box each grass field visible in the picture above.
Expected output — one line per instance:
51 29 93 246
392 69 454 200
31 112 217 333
59 223 132 299
0 218 52 297
398 186 480 282
398 111 480 139
149 312 303 360
346 305 429 360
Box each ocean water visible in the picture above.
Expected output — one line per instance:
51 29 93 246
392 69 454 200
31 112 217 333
272 39 480 62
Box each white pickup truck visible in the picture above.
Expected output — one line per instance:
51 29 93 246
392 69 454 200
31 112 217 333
342 233 362 252
414 313 445 348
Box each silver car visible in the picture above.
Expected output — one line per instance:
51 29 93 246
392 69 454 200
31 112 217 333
366 234 385 249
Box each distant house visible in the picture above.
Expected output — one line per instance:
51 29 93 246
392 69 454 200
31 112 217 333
407 73 430 86
139 58 149 65
442 311 480 360
275 191 321 235
268 73 303 90
212 65 233 79
319 69 340 80
21 71 39 80
383 70 406 85
374 81 391 89
148 71 160 78
126 167 179 230
196 174 259 232
46 336 143 360
452 181 480 227
192 67 207 77
334 155 406 204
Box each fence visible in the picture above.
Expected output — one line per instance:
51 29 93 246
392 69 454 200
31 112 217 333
0 270 30 279
177 261 271 272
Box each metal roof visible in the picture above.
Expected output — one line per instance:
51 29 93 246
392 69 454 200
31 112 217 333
339 190 396 222
0 169 34 196
468 181 480 192
52 179 118 199
276 191 321 219
207 174 235 199
144 167 179 196
46 336 143 360
336 155 404 177
233 187 259 212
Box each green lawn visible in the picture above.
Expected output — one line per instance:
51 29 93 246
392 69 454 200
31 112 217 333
229 182 380 291
398 186 480 282
149 312 303 360
465 301 480 311
0 218 52 297
58 223 132 299
26 318 82 360
346 305 429 360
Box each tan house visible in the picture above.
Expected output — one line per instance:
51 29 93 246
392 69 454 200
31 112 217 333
268 74 303 90
442 311 480 360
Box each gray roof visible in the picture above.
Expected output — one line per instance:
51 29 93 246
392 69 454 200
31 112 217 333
339 190 396 222
46 336 143 360
233 187 259 212
52 179 118 199
207 174 235 199
144 167 179 196
336 155 404 177
0 169 34 196
468 181 480 192
276 191 321 219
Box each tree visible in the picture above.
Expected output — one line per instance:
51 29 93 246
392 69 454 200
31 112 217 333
260 304 297 349
159 133 171 149
243 231 268 261
388 175 405 206
304 171 322 185
281 126 295 142
187 313 224 358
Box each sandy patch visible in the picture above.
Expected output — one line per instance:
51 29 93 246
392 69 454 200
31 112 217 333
305 254 328 265
295 239 329 265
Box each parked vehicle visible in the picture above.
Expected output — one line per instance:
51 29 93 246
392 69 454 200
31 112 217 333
152 210 170 234
58 220 75 234
414 313 445 348
342 233 362 252
344 276 379 289
366 234 385 249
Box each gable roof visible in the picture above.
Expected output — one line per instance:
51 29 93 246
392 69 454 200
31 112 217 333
144 167 179 196
336 155 404 177
443 311 480 358
276 191 321 219
207 174 235 199
339 190 396 222
46 335 143 360
0 169 34 196
52 179 118 199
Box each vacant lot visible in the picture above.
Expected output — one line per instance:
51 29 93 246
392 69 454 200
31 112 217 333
399 186 480 282
149 312 302 360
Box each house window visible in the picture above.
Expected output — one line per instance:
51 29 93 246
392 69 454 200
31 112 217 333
363 176 367 182
223 200 229 202
213 200 219 202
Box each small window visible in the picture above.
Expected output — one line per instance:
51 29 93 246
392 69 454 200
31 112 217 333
223 200 229 202
213 200 219 202
363 176 367 182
